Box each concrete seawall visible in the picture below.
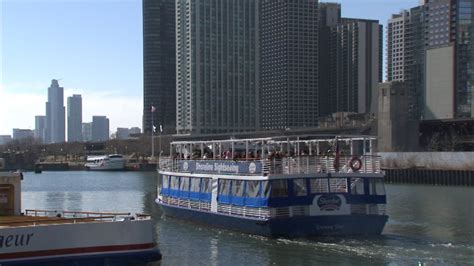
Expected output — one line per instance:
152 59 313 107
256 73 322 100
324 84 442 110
384 168 474 186
379 152 474 186
379 152 474 171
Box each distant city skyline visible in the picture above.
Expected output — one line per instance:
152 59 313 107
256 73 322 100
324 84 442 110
0 0 419 135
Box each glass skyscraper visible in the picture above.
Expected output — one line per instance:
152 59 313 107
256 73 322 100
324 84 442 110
143 0 176 134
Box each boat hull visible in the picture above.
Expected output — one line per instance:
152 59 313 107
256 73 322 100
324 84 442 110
0 219 161 265
156 200 388 238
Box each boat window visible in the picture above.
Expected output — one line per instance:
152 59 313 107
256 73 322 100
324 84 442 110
262 181 271 198
329 178 348 193
293 179 307 196
271 180 288 197
369 179 386 195
190 177 200 192
231 180 245 197
351 178 365 195
162 175 169 188
310 179 329 193
219 179 231 195
170 176 180 190
246 180 260 198
201 178 211 193
180 177 190 191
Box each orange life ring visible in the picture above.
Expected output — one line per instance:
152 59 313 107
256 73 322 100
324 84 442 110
349 157 362 172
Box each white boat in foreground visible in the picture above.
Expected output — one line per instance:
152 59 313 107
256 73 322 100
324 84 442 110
0 172 161 265
85 154 126 171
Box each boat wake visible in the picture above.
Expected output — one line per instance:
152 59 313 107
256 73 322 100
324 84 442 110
275 235 474 264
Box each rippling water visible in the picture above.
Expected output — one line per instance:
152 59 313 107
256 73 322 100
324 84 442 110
21 171 474 265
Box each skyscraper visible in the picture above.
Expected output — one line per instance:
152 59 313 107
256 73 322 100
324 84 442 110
45 79 65 143
176 0 259 134
91 116 109 142
67 94 82 142
34 115 46 143
143 0 176 135
387 0 474 119
319 8 383 116
82 122 92 142
260 0 320 130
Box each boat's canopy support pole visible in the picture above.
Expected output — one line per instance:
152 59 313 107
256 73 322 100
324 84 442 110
246 141 249 160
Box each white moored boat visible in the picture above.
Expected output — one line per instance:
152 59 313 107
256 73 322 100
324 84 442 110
0 172 161 265
84 154 126 171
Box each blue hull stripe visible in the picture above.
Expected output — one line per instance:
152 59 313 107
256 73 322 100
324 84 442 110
157 201 388 238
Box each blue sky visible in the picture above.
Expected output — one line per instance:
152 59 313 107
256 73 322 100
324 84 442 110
0 0 418 136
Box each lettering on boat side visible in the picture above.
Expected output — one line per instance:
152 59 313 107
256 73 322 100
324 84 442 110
180 161 262 174
317 195 342 211
316 224 344 231
0 233 34 248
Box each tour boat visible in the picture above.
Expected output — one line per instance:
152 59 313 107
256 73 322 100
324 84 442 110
156 135 388 238
85 154 126 171
0 172 162 265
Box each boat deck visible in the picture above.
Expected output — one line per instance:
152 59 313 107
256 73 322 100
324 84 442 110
0 210 142 228
0 215 104 227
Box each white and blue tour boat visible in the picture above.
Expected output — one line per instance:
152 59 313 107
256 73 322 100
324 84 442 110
156 135 388 238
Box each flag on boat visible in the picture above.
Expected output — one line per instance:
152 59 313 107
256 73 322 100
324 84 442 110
151 106 156 112
334 136 340 171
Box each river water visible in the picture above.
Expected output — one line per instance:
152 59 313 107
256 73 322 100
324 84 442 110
21 171 474 265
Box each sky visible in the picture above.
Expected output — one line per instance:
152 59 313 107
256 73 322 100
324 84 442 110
0 0 419 136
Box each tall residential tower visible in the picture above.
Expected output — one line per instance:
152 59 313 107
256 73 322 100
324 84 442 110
67 94 82 142
176 0 260 134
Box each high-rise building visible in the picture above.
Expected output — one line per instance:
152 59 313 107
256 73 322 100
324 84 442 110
323 18 383 115
452 0 474 118
175 0 259 135
387 7 425 120
91 116 109 142
45 79 65 143
143 0 176 135
387 0 474 119
34 115 46 143
260 0 320 130
319 3 342 117
82 122 92 142
318 4 382 117
12 129 34 140
67 94 82 142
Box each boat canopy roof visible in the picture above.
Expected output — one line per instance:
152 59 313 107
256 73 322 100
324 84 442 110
170 135 377 146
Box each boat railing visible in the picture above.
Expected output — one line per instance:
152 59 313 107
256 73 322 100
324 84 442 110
25 209 134 220
159 155 381 175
